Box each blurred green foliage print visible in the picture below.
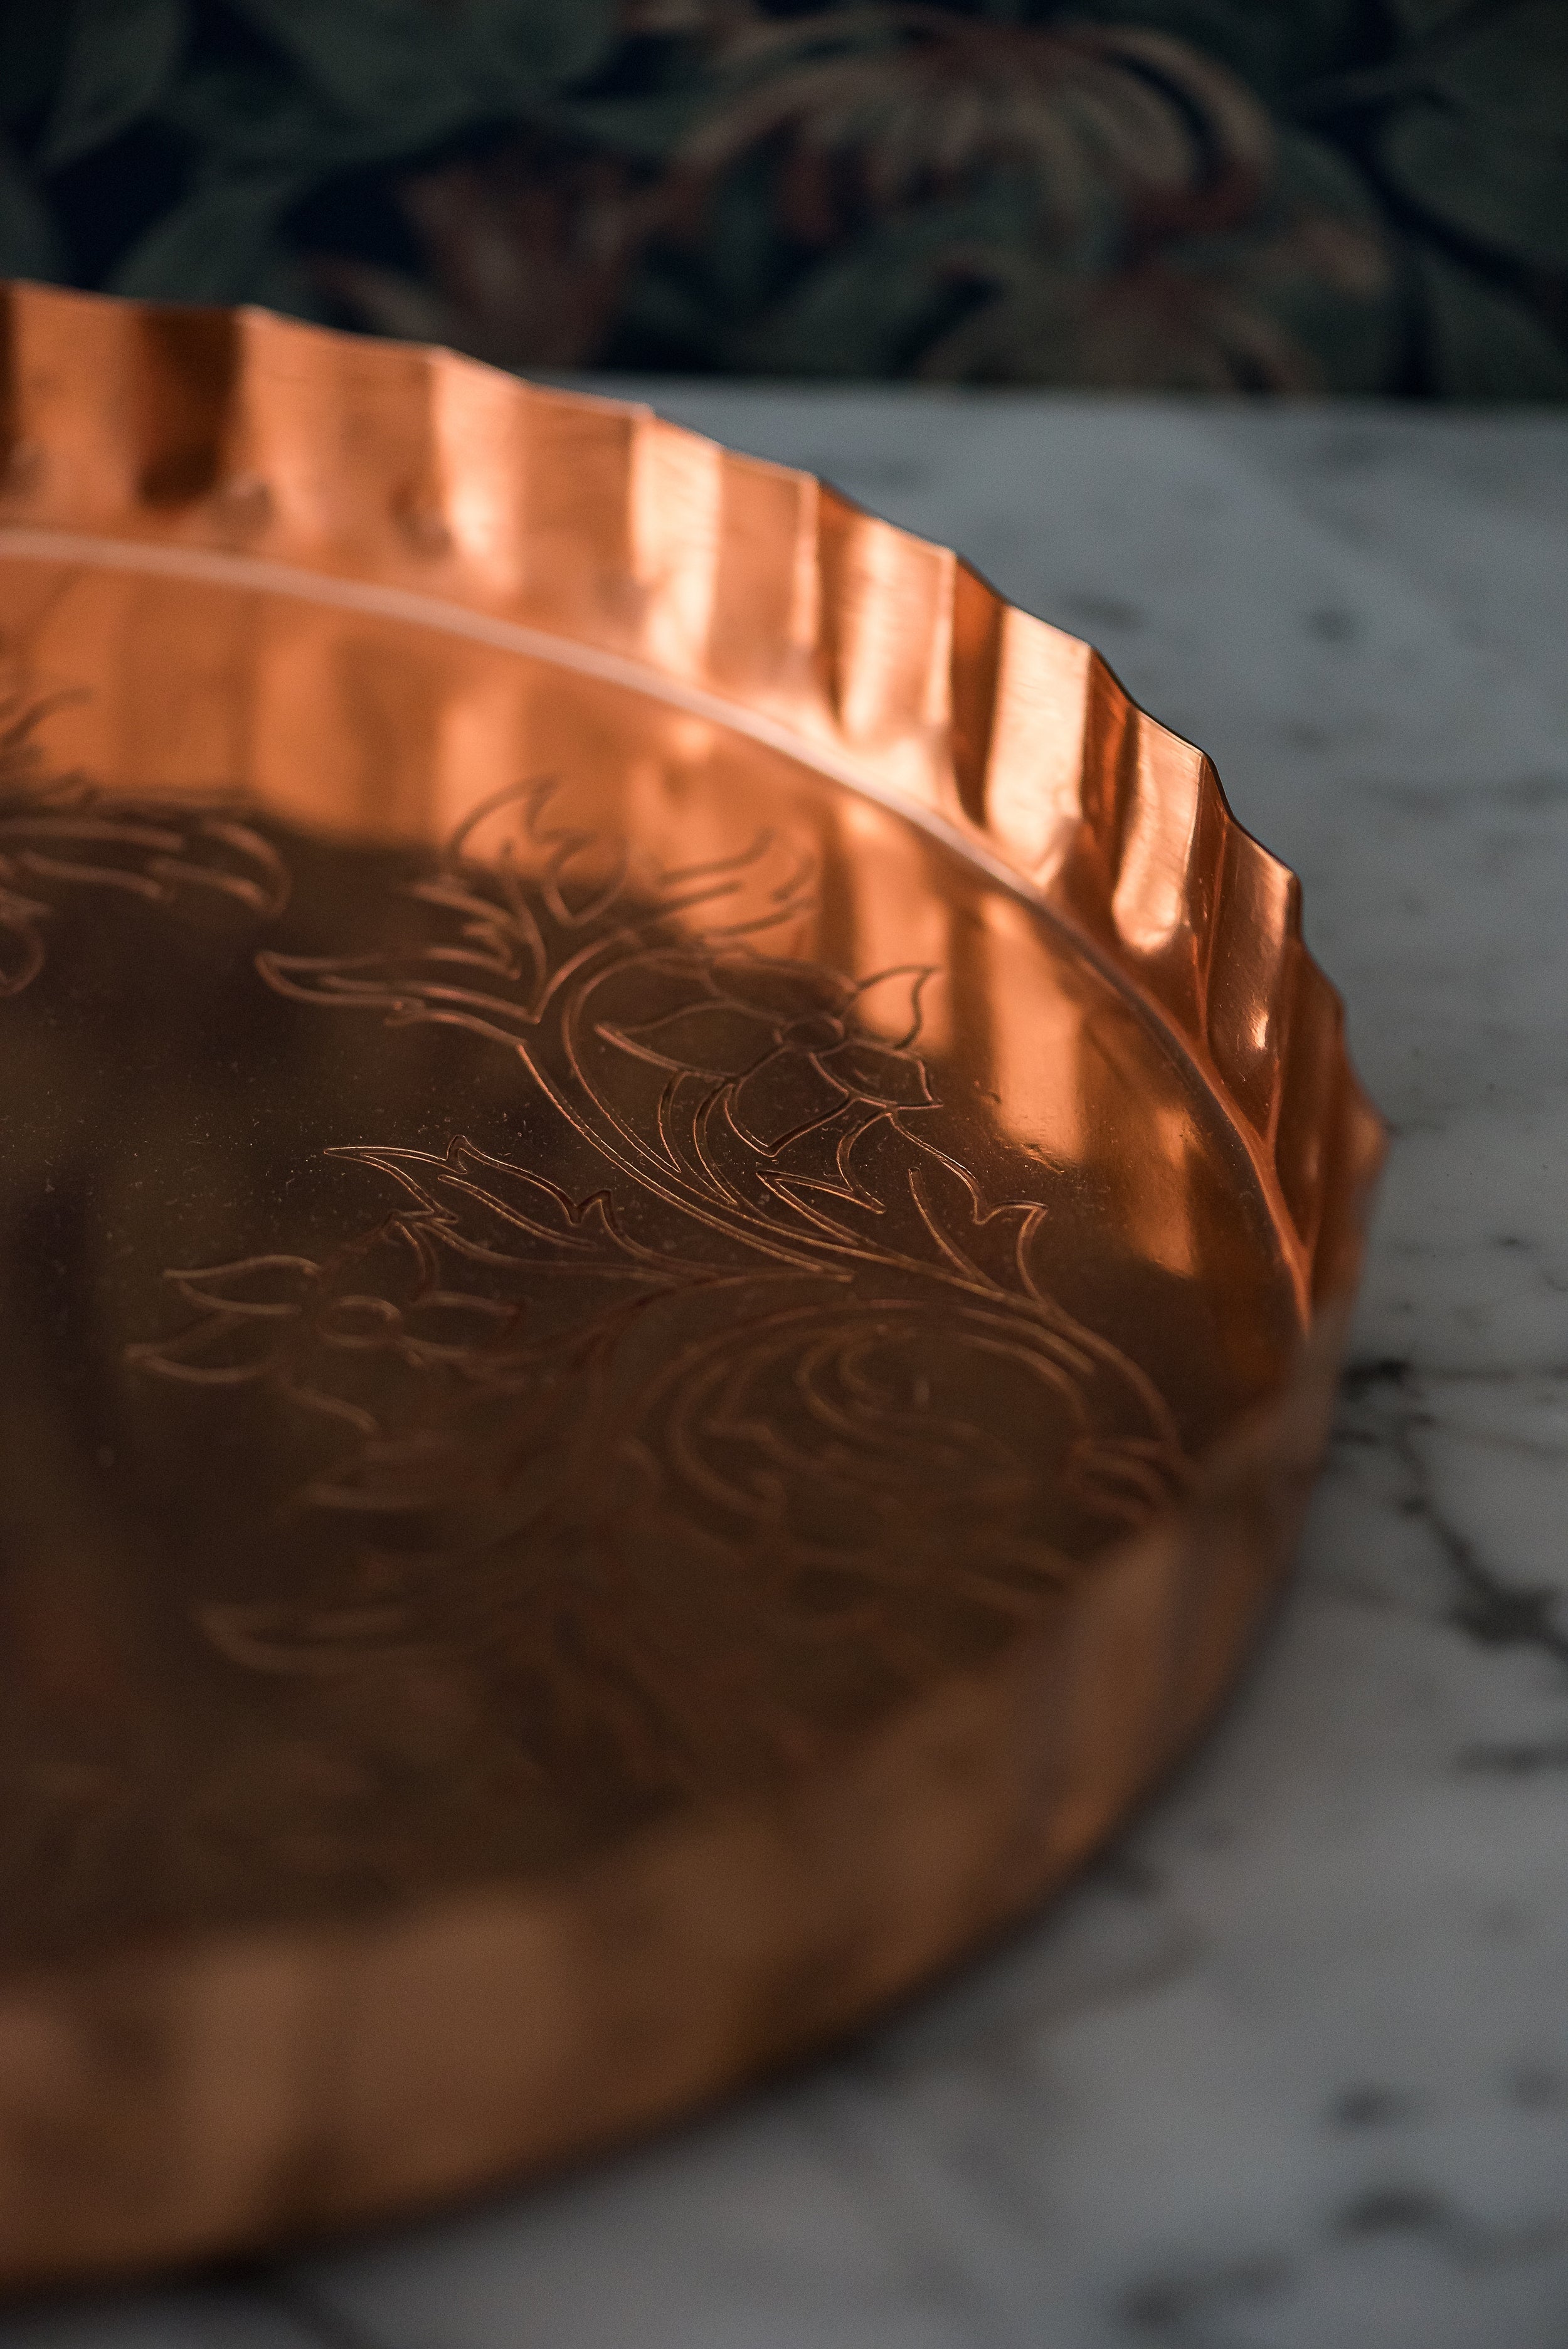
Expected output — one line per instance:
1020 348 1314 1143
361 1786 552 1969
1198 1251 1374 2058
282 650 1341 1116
2 0 1565 393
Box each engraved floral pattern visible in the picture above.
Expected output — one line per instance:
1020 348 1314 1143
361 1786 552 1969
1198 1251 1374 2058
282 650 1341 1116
601 953 937 1153
128 778 1192 1796
0 692 289 996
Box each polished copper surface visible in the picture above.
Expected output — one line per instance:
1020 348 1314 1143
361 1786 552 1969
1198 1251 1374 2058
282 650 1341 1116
0 281 1382 2289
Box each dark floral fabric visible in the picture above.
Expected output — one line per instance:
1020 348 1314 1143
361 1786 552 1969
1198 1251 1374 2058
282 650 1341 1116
1 0 1564 395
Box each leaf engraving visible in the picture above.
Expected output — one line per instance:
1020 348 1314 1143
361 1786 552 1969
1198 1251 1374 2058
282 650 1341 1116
131 778 1191 1800
0 739 290 998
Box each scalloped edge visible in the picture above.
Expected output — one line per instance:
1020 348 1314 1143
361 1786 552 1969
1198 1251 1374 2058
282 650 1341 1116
0 280 1383 1307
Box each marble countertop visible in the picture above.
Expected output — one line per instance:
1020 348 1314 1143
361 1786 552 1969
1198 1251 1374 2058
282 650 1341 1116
7 389 1566 2349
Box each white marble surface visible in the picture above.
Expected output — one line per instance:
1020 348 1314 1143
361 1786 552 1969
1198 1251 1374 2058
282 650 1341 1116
6 390 1567 2349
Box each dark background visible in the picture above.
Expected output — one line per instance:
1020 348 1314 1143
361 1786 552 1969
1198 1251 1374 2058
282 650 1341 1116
3 0 1565 396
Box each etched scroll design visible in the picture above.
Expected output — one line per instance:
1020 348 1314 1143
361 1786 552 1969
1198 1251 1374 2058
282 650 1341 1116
0 693 289 996
132 780 1190 1788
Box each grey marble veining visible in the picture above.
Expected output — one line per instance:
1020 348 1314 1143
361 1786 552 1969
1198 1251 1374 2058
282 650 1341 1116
4 391 1565 2349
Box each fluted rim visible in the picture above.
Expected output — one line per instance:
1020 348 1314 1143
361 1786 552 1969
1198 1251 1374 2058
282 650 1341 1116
0 277 1384 1325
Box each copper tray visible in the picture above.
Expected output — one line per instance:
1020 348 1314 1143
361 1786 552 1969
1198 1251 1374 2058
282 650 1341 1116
0 282 1382 2289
